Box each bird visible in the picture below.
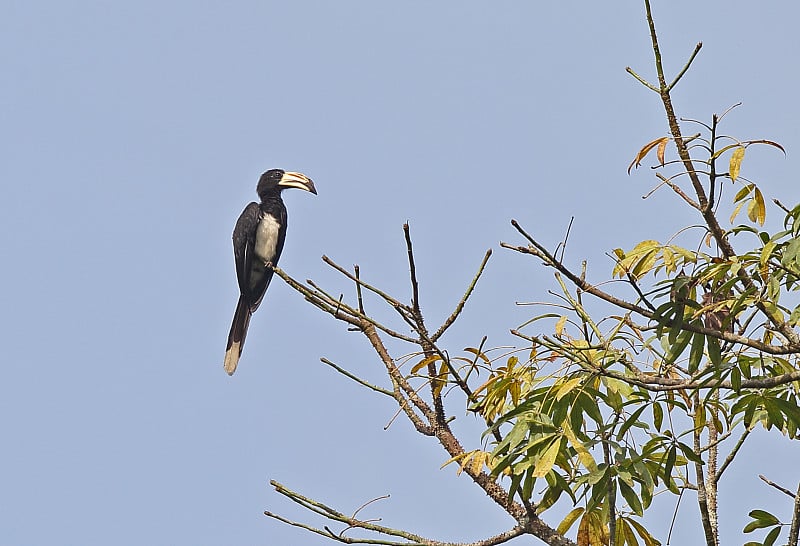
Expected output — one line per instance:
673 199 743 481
223 169 317 375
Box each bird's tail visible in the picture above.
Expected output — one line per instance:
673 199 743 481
224 296 252 375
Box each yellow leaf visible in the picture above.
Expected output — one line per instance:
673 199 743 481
631 239 661 253
532 438 560 478
577 512 590 546
729 146 745 182
754 187 766 225
711 142 741 160
760 241 776 281
463 347 491 364
440 451 468 473
628 137 670 174
557 507 586 535
563 422 598 472
470 451 486 475
631 248 660 279
555 315 568 336
588 511 609 546
432 360 449 397
729 200 746 224
747 190 766 225
555 376 583 400
662 247 675 274
410 354 441 375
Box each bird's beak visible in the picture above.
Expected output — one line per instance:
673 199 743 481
279 171 317 195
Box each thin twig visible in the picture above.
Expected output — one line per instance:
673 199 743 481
625 66 659 92
355 265 365 314
555 217 574 263
404 223 422 317
321 357 394 396
432 249 493 342
714 427 750 482
322 256 413 314
656 172 701 209
668 42 702 91
759 475 796 498
501 236 800 357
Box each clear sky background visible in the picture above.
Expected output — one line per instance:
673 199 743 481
2 2 800 545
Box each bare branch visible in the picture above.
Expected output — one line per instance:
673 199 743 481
266 481 529 546
404 223 422 317
432 249 493 342
322 255 414 316
789 481 800 546
715 427 751 482
321 357 394 397
625 66 659 92
668 42 703 91
692 392 717 546
656 172 701 209
759 475 797 499
355 265 365 315
502 235 800 357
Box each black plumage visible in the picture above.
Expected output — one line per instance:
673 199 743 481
224 169 316 375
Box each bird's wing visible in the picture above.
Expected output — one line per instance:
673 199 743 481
232 202 261 296
273 204 289 266
246 201 288 310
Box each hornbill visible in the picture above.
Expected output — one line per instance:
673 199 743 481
223 169 317 375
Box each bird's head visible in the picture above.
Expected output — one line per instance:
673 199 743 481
257 169 317 198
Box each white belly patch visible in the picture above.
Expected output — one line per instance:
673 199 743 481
254 215 281 263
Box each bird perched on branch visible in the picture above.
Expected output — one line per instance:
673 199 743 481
224 169 317 375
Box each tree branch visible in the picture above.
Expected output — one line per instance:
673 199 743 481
715 426 750 482
502 222 800 357
320 357 394 397
759 474 796 498
789 480 800 546
432 249 493 342
267 475 560 546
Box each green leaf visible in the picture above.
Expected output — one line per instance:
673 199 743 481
707 336 722 368
653 402 663 432
731 366 742 391
507 472 523 504
688 332 705 373
676 441 703 464
619 478 644 516
764 525 782 546
617 405 648 440
734 183 753 202
744 509 780 532
617 517 637 546
664 329 693 365
663 445 677 482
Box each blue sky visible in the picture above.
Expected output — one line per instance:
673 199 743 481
2 2 799 544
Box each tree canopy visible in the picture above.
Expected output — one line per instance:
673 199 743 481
263 2 799 545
